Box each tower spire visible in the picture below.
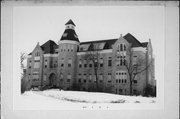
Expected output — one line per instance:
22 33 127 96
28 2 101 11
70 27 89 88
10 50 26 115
60 19 79 42
65 19 76 26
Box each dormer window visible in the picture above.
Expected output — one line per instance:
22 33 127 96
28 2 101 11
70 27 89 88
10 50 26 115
79 44 90 51
63 33 67 37
74 34 78 38
93 42 105 50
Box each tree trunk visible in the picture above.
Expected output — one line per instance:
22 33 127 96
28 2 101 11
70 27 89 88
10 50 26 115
129 76 132 95
94 68 99 91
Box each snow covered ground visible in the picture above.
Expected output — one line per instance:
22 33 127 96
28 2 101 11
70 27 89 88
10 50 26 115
22 89 156 104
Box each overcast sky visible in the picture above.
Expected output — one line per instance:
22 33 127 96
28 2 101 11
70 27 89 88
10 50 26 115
13 6 165 80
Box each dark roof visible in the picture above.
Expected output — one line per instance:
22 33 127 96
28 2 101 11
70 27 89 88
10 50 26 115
79 39 117 52
40 40 58 54
65 19 76 26
141 42 148 47
78 33 144 52
60 29 79 42
123 33 143 47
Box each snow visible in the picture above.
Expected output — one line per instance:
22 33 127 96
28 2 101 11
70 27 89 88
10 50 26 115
22 89 156 104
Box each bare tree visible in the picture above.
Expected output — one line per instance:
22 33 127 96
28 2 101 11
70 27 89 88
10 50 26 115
120 46 153 96
83 44 102 92
20 52 27 93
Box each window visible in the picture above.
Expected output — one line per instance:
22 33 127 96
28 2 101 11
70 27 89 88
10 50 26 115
120 44 123 51
79 44 90 51
108 73 111 83
44 60 48 68
35 51 40 56
108 57 112 67
99 58 103 67
71 46 74 52
84 60 87 68
34 61 40 68
43 75 46 82
99 74 103 83
68 58 72 67
32 72 39 81
84 79 86 83
119 89 123 94
29 66 31 69
60 74 63 81
115 71 127 83
79 79 81 83
63 33 67 37
124 45 126 51
134 80 137 83
79 60 82 68
61 63 64 67
89 63 92 67
117 55 126 66
67 74 71 82
133 89 137 94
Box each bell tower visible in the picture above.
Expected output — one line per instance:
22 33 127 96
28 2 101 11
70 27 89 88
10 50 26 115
58 19 79 90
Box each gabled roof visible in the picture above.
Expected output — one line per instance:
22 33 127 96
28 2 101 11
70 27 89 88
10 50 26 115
141 42 148 47
28 40 58 55
40 40 58 54
78 33 144 52
65 19 76 26
60 29 79 42
123 33 143 47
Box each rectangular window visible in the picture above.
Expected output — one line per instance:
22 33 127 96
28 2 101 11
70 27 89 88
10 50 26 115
99 74 103 83
79 79 81 83
134 80 137 83
61 63 64 67
120 44 123 51
119 89 123 94
34 62 40 68
79 60 82 68
108 73 111 83
34 56 40 61
108 59 112 67
67 74 71 82
89 63 92 67
68 59 72 67
32 72 39 81
84 60 87 68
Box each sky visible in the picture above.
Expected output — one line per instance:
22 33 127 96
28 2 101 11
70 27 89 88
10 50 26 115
13 6 165 81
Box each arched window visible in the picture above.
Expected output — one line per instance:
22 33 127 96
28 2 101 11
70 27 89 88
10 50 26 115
120 44 123 51
124 45 126 51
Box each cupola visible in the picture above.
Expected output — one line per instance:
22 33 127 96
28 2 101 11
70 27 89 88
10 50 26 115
60 19 79 42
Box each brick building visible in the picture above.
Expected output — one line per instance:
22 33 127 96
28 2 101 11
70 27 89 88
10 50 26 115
25 19 155 96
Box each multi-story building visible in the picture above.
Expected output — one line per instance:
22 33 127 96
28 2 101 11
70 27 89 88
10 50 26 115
25 19 155 96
